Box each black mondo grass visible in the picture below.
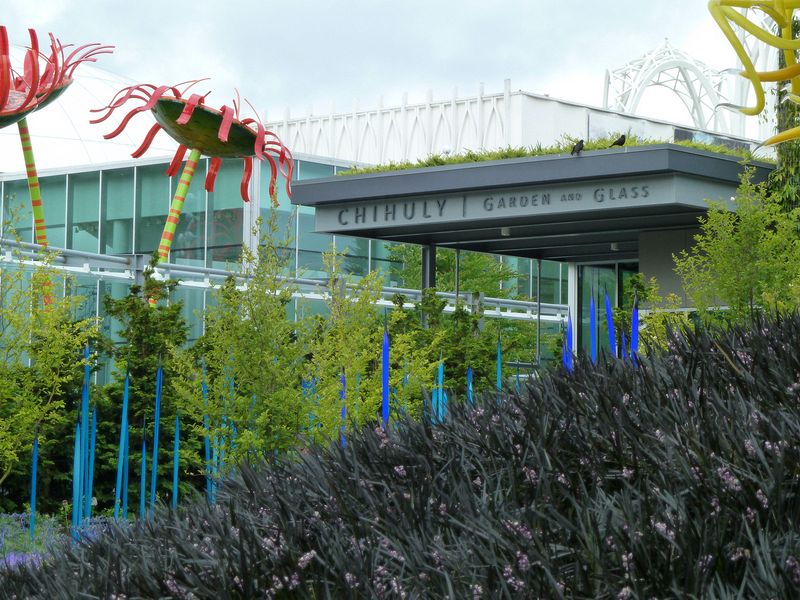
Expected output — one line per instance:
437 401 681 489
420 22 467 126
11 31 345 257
2 314 800 599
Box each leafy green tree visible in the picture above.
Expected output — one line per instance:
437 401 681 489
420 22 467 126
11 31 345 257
387 288 538 395
674 171 800 322
0 252 97 512
305 252 433 439
172 213 306 467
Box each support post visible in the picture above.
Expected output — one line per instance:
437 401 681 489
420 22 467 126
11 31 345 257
568 262 579 354
454 248 460 302
421 244 436 329
536 258 542 366
421 243 436 290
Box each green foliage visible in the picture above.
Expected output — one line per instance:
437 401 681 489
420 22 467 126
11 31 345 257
173 213 306 465
301 251 428 442
99 258 199 511
388 288 538 394
0 250 98 511
674 170 800 322
340 134 763 176
385 239 539 381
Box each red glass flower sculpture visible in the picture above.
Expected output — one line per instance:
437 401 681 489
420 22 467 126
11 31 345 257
1 26 112 247
91 81 294 271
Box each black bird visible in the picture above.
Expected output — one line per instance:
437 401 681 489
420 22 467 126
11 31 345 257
570 139 584 156
609 134 626 148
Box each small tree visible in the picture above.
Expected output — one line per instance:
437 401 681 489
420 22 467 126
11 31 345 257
674 171 800 322
175 212 306 465
301 251 388 442
0 251 97 511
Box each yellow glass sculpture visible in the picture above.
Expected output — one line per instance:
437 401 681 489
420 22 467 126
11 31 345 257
709 0 800 145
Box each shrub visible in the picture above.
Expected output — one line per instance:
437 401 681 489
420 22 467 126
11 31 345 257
2 313 799 598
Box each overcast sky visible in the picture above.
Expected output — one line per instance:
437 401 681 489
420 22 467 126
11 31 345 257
6 1 738 124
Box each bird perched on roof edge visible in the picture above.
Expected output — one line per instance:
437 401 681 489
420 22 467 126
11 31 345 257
609 134 626 148
570 139 584 156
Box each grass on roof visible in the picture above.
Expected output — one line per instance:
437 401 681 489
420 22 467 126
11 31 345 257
338 134 768 176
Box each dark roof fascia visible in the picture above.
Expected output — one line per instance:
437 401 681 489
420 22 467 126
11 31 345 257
291 144 773 207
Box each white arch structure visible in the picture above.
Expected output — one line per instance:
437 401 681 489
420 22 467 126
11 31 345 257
604 10 778 139
604 40 731 133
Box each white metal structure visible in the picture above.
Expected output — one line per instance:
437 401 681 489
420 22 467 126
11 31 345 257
604 40 731 133
604 11 778 140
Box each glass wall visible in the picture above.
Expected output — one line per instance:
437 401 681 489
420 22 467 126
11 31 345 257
40 175 67 247
208 160 243 268
170 165 205 267
293 160 334 278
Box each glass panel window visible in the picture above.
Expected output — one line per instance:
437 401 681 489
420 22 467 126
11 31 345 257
135 164 170 255
208 160 244 267
67 172 100 253
501 256 531 299
298 160 334 180
335 234 368 277
297 209 331 278
579 265 617 355
171 286 205 342
39 175 67 247
101 167 134 254
370 240 403 287
539 260 565 304
2 179 33 242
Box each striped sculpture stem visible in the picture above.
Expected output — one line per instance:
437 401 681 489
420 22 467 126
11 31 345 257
18 117 53 305
150 147 202 305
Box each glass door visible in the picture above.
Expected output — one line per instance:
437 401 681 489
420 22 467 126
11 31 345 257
578 262 639 357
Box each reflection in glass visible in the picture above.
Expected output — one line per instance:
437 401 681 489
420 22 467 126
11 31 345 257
2 179 32 241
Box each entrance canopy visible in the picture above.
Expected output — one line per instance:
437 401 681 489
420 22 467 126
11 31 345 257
292 145 772 263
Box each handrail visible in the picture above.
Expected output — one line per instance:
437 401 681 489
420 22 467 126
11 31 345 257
0 239 568 323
